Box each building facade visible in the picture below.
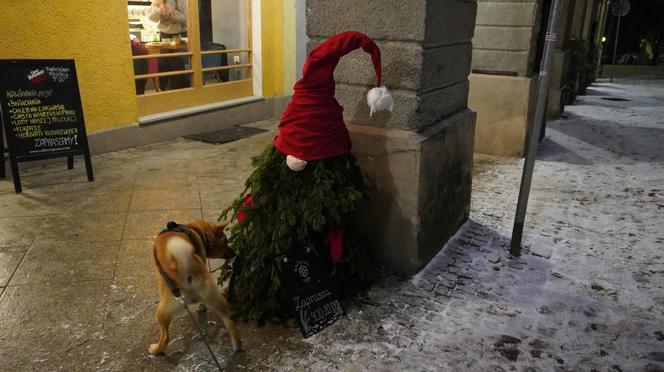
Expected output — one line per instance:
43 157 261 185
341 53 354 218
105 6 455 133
1 0 304 154
2 0 478 276
470 0 610 157
306 0 478 274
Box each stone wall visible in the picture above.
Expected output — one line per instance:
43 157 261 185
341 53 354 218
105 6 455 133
307 0 477 274
472 0 543 76
469 75 535 157
308 0 476 131
470 0 544 156
472 0 608 153
547 0 601 119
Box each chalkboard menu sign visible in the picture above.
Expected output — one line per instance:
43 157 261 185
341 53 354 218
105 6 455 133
275 247 346 338
0 59 93 193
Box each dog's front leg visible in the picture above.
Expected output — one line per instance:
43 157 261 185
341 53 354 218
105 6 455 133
149 294 179 354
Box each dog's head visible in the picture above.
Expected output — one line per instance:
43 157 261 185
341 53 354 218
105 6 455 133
188 220 235 260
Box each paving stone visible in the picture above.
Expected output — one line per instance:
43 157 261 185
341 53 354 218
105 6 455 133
114 240 154 278
438 277 457 289
448 266 479 280
0 247 27 287
0 217 45 248
36 212 125 243
484 253 501 264
403 297 419 307
440 272 458 282
423 301 439 312
122 209 203 240
130 187 201 211
435 285 452 297
11 241 119 285
458 286 477 296
456 254 473 264
531 245 553 259
449 246 466 255
471 261 490 272
457 278 473 286
426 265 444 276
470 239 489 248
418 279 436 292
476 290 501 301
474 235 491 243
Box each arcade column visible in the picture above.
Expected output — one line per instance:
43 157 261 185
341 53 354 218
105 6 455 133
307 0 478 274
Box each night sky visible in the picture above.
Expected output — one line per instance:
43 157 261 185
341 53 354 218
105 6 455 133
603 0 664 59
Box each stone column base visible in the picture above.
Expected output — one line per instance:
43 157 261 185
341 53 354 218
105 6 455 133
469 74 536 157
348 109 476 275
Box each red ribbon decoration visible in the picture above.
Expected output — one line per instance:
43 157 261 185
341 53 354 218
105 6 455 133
237 194 254 224
324 228 344 264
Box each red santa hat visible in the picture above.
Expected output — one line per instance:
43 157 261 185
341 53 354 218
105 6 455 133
274 31 394 171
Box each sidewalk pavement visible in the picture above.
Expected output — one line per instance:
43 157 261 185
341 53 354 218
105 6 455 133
0 75 663 371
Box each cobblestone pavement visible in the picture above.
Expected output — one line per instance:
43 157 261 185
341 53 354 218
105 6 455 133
0 76 663 371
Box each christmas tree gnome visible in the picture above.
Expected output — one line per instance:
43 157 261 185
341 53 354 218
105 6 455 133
220 31 394 322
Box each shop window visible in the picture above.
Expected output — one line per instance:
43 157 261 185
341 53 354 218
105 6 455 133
129 0 192 95
128 0 253 116
199 0 252 85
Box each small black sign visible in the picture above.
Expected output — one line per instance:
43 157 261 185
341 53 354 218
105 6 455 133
275 247 345 338
0 59 93 193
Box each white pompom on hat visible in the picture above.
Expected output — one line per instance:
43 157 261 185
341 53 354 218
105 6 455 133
285 155 307 172
367 86 394 116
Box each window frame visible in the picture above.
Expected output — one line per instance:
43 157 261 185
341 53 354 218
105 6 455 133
131 0 254 117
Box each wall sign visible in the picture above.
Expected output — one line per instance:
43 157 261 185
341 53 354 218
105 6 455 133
0 59 93 193
275 247 346 338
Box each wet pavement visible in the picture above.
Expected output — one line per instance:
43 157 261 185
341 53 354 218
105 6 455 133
0 119 310 371
1 74 663 371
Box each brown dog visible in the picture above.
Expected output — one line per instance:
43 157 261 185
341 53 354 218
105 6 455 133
149 220 242 354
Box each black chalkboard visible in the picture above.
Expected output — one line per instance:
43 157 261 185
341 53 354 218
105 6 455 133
274 247 345 338
0 59 93 193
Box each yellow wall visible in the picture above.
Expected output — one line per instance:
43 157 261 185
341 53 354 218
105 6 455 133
0 0 138 133
261 0 285 97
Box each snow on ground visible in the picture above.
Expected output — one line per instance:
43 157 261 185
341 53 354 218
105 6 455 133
2 76 661 371
242 76 664 371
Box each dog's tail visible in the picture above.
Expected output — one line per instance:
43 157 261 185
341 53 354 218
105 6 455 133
154 233 205 296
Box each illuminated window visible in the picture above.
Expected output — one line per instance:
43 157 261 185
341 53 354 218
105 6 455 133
128 0 252 116
200 0 252 86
